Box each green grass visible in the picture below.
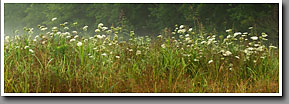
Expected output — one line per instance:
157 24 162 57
4 22 279 93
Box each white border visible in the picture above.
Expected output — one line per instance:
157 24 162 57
1 0 282 96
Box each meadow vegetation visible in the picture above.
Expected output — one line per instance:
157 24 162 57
4 18 279 93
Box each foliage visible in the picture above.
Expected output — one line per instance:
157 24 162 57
4 19 279 93
4 3 279 45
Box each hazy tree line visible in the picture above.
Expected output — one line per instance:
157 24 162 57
4 3 279 44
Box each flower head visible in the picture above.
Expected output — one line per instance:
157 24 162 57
77 42 82 47
161 44 166 48
83 26 88 31
72 31 78 34
51 17 57 21
136 50 141 55
29 49 34 53
250 36 258 40
101 53 107 56
208 60 213 64
70 38 76 42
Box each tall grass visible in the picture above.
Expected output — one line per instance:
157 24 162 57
4 19 279 93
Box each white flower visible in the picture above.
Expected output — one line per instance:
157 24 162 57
254 44 260 47
102 27 108 30
208 60 213 64
29 49 34 53
5 36 9 42
84 39 88 42
226 29 232 32
262 33 268 37
115 56 120 59
185 34 190 37
64 27 69 30
83 26 88 31
250 36 258 40
24 46 30 49
177 29 186 34
72 31 78 34
226 35 232 39
70 38 76 42
98 23 104 28
243 32 248 35
129 49 133 52
194 59 199 62
161 44 166 48
66 35 71 39
96 35 102 39
41 27 48 31
102 35 106 38
188 28 193 32
269 45 278 49
101 53 107 56
52 27 58 30
179 25 184 29
51 17 57 21
95 29 100 33
63 22 68 25
247 47 254 51
201 41 207 44
233 32 241 37
77 42 82 47
249 27 253 29
235 56 240 59
157 35 162 38
74 35 79 38
136 50 141 55
223 51 232 56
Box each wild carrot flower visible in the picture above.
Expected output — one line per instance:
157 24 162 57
223 51 232 56
101 53 107 56
262 33 268 37
208 60 213 64
269 45 278 49
95 29 100 33
136 50 141 55
179 25 184 29
250 36 258 40
29 49 34 53
51 17 57 21
83 26 88 31
98 23 104 28
72 31 78 34
234 32 241 37
5 36 9 42
74 35 79 38
77 42 82 47
24 46 29 49
70 39 76 42
161 44 166 48
226 29 232 32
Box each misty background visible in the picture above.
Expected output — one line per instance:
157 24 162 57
4 3 279 44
